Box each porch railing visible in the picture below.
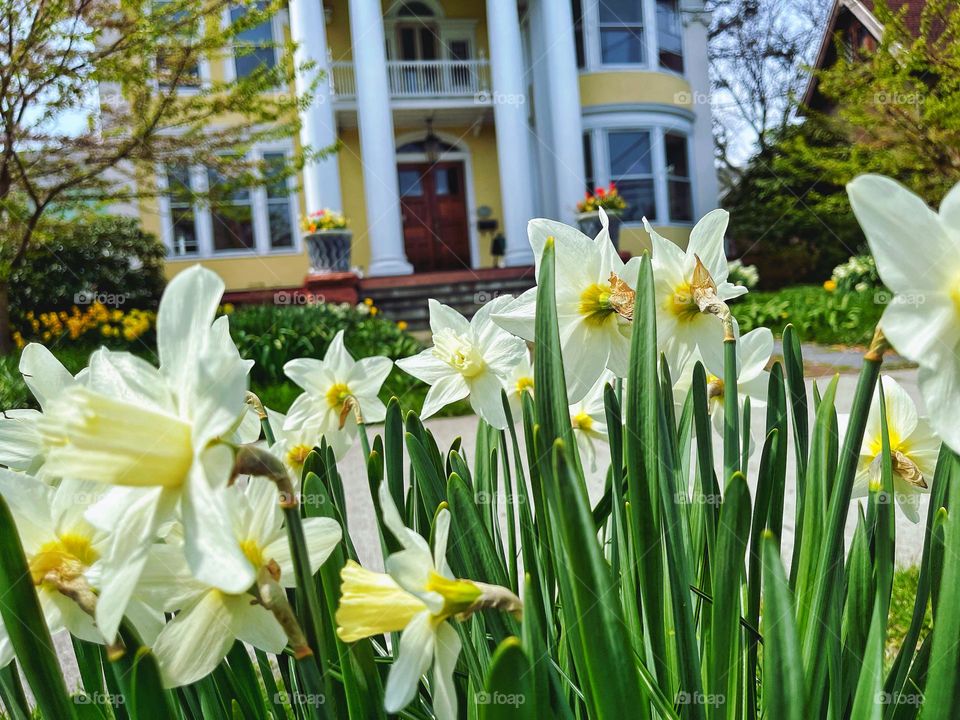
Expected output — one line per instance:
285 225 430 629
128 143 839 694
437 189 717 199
330 58 490 100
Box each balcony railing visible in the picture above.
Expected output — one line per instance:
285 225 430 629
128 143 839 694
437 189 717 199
330 59 490 101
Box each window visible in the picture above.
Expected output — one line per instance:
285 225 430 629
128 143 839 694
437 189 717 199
155 0 201 88
607 130 656 222
208 165 256 252
166 167 199 256
584 126 696 225
656 0 683 72
162 147 297 259
665 132 693 222
230 2 277 79
599 0 645 65
264 153 294 249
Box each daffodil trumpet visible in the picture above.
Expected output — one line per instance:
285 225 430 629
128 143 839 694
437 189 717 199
335 483 522 719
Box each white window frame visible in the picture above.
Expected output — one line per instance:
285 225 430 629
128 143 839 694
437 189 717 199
151 0 212 94
158 141 301 260
582 113 697 226
581 0 685 75
221 3 288 83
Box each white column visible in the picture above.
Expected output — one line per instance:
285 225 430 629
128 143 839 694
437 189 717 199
487 0 535 266
348 0 412 275
528 0 557 220
289 0 341 213
683 9 720 218
541 0 586 226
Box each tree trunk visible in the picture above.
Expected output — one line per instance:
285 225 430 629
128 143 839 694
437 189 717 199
0 279 12 356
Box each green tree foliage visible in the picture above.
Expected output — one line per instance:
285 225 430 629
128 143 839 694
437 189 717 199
723 121 863 287
10 215 166 314
0 0 323 353
725 0 960 287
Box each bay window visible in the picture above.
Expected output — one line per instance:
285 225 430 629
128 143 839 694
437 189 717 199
665 132 693 222
656 0 684 72
607 130 656 222
583 123 695 225
584 0 684 72
598 0 645 65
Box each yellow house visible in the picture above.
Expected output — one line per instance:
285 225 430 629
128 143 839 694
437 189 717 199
144 0 719 294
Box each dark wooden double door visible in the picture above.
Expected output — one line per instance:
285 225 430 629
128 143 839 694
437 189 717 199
398 162 471 272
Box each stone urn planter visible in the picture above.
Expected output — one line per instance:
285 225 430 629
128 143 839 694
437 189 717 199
305 230 352 273
576 210 624 248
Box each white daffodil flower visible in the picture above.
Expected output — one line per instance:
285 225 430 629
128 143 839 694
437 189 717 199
852 376 939 523
336 483 521 720
0 471 164 666
646 210 746 372
493 210 641 403
266 408 319 479
282 330 393 459
397 297 526 429
0 344 78 473
847 175 960 452
34 266 256 641
150 477 341 687
570 370 614 471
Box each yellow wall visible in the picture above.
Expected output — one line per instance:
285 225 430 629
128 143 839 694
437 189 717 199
579 71 693 108
326 0 490 60
157 120 504 291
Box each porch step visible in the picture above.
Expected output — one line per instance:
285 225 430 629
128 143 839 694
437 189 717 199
359 267 535 329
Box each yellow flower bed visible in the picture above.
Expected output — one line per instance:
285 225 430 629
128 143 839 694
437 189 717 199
14 304 155 349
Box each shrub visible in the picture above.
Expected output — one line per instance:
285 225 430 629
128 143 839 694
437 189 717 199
734 285 883 346
227 301 421 386
829 253 882 294
727 259 759 289
10 215 166 317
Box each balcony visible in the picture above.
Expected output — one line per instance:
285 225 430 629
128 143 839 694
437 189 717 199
330 59 490 102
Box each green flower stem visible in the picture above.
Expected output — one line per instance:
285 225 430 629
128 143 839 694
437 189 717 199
723 336 740 481
357 421 372 461
799 352 881 688
254 406 336 719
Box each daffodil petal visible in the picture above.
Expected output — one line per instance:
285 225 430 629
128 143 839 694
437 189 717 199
432 621 462 720
420 374 470 419
225 593 287 653
847 175 957 294
152 589 237 688
19 343 75 411
384 611 436 714
267 516 342 587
